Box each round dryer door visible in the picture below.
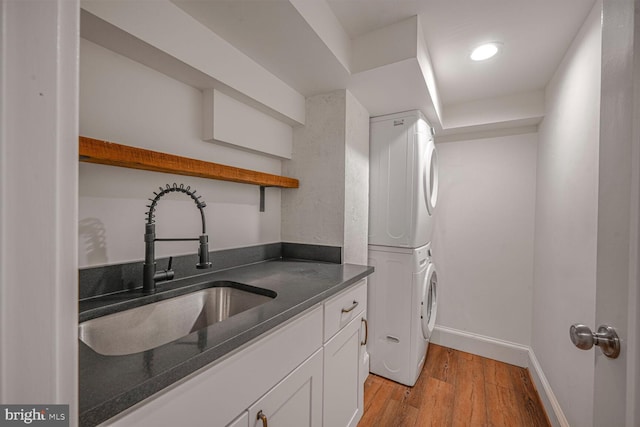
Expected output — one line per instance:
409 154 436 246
421 263 438 340
423 139 439 215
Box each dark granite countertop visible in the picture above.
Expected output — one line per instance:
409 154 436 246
79 259 373 426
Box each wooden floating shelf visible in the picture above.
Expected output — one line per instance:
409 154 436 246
79 136 299 189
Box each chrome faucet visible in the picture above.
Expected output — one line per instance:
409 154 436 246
143 183 212 293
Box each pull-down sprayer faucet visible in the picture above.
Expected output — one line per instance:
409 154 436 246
143 183 212 293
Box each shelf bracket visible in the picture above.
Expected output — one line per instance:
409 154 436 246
259 186 266 212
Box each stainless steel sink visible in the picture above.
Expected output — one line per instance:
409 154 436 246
79 284 275 356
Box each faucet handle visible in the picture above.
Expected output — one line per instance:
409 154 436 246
153 256 175 283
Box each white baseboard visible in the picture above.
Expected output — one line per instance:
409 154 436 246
527 350 569 427
431 325 569 427
431 325 530 367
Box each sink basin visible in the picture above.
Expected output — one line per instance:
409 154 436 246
79 283 275 356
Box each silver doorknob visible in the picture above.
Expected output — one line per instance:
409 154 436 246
570 324 620 359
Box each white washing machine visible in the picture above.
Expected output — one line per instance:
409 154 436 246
367 243 438 386
369 110 439 248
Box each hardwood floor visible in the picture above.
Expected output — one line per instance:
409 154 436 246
358 344 551 427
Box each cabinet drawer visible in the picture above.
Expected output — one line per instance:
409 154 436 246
324 280 367 342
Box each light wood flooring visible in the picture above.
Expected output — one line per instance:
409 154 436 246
358 344 551 427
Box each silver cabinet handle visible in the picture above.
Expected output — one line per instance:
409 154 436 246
341 300 359 313
361 318 368 346
570 324 620 358
257 410 268 427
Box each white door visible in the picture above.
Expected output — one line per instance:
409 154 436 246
568 2 639 425
588 1 638 425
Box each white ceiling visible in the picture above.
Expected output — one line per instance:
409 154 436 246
172 0 351 95
329 0 596 105
172 0 596 127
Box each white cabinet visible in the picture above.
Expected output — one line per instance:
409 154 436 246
248 349 323 427
322 280 368 427
324 315 362 427
226 412 248 427
323 279 367 341
103 306 323 427
100 280 369 427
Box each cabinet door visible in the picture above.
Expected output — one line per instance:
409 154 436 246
104 306 323 427
323 315 363 427
248 349 323 427
227 412 248 427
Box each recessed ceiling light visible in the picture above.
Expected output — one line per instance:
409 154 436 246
470 42 501 61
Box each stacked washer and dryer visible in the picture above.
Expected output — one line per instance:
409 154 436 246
367 110 439 387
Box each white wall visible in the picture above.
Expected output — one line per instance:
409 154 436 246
282 91 346 249
203 88 293 159
79 39 283 267
344 91 369 265
0 0 79 422
431 133 537 346
532 2 602 427
81 0 306 126
281 89 370 264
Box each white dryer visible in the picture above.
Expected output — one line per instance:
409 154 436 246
369 110 439 248
367 243 438 386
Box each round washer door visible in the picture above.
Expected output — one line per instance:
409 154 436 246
423 139 439 215
421 263 438 340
